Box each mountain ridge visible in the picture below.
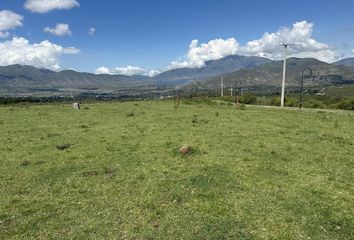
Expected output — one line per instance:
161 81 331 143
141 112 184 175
2 56 354 96
153 55 272 81
333 57 354 66
187 57 354 89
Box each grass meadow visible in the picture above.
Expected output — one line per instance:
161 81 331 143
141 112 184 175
0 100 353 239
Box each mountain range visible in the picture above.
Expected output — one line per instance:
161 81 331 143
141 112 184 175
1 55 354 96
153 55 272 81
0 64 154 96
188 58 354 89
334 57 354 67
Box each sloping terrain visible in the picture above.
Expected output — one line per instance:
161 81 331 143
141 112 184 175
188 58 354 89
153 55 272 81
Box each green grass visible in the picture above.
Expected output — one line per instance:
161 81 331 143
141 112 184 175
0 101 353 239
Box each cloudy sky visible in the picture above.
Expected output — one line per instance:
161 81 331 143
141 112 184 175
0 0 354 76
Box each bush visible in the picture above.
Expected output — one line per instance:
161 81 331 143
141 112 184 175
285 97 298 107
240 93 257 104
309 100 324 109
270 97 280 106
336 99 354 110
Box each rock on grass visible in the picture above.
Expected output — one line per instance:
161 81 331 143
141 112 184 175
179 145 192 155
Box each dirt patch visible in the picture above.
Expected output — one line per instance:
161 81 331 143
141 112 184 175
104 168 116 179
56 144 71 150
82 168 116 179
19 161 31 167
82 171 99 177
34 161 46 165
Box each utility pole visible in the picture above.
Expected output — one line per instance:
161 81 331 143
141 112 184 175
221 77 224 97
229 84 233 97
280 43 292 107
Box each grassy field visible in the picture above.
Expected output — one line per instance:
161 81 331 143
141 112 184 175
0 100 353 239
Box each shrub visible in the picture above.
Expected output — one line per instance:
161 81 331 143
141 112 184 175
240 93 257 104
285 97 298 107
336 99 354 110
270 97 280 106
240 104 247 110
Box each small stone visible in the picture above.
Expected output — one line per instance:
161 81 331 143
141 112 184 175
179 145 192 155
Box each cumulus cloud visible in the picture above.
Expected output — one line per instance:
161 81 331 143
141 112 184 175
44 23 72 36
0 37 79 70
111 66 147 76
147 70 161 77
95 66 159 77
171 21 338 69
238 21 337 62
94 67 111 75
88 28 96 36
170 38 239 69
24 0 79 13
0 10 24 38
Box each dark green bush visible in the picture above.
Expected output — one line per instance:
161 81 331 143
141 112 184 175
240 93 257 104
336 99 354 110
285 97 298 107
270 97 281 106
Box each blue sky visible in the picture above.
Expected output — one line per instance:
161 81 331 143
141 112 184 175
0 0 354 75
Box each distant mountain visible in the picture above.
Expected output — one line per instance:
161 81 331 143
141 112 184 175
0 64 154 96
153 55 272 82
333 58 354 67
2 56 354 97
188 58 354 89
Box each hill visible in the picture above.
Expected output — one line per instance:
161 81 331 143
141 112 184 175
153 55 272 82
2 57 354 97
333 57 354 66
188 58 354 89
0 65 154 96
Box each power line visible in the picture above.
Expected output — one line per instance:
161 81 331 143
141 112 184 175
315 24 354 39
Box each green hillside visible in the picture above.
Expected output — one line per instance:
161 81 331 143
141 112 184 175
189 58 354 89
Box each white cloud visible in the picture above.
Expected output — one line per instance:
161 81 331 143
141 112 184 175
24 0 79 13
95 66 145 76
171 21 338 69
88 28 96 36
238 21 337 62
147 70 161 77
95 66 159 77
112 66 147 76
170 38 239 69
0 37 79 70
0 10 24 38
352 49 354 54
44 23 72 36
94 67 111 75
